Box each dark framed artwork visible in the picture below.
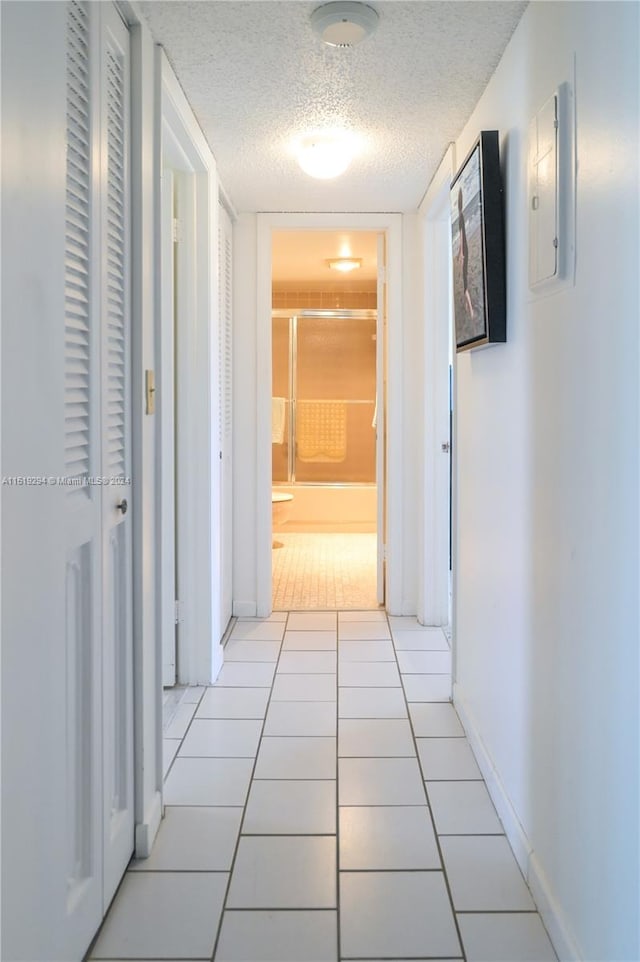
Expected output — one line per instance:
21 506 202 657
450 130 506 352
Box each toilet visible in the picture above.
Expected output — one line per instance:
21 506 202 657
272 491 293 547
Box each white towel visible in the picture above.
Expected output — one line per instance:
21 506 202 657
272 397 286 444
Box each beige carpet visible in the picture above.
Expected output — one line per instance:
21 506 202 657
272 532 379 610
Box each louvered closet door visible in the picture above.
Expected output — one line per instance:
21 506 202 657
64 1 104 951
218 203 233 634
64 1 133 950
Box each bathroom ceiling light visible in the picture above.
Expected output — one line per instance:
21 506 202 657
296 131 355 179
327 257 361 272
311 1 379 47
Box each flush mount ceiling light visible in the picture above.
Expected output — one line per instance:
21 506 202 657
327 257 362 272
311 1 379 48
296 130 356 179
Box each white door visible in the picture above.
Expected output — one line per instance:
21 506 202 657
218 203 233 635
99 2 134 907
160 166 177 686
376 233 387 605
64 0 133 947
64 8 103 949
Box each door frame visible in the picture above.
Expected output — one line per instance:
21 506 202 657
418 145 456 635
255 212 403 616
101 1 136 908
217 199 235 638
159 164 176 687
376 232 387 605
156 48 223 684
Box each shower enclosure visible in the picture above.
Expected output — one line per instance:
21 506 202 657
272 309 377 528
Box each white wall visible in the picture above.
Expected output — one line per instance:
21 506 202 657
451 3 639 960
1 6 70 953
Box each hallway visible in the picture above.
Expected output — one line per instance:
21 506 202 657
89 610 556 962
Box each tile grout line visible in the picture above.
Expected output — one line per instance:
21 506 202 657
208 612 290 962
162 686 207 794
386 610 469 962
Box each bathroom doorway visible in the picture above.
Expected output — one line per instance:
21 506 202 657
270 230 382 609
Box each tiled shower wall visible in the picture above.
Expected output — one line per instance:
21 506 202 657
272 307 377 485
272 287 376 310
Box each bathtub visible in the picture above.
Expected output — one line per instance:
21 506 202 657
272 484 376 533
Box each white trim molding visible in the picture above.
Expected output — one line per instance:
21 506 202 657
134 789 163 859
129 11 164 869
156 47 223 685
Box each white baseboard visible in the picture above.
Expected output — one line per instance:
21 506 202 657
529 851 583 962
233 600 257 617
211 641 224 683
454 682 582 962
453 683 531 873
134 789 163 859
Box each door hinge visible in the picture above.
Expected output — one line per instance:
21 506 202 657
172 217 181 243
378 265 387 285
174 600 181 624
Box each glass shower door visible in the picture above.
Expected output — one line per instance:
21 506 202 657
294 312 376 484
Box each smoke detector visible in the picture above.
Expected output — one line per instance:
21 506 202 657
311 2 379 48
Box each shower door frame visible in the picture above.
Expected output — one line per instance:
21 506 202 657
255 213 404 617
273 308 378 487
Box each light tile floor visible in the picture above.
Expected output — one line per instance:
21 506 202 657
90 611 558 962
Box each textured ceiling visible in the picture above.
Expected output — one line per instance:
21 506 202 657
138 1 527 213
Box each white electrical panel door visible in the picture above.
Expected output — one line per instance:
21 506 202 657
529 92 559 288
